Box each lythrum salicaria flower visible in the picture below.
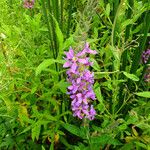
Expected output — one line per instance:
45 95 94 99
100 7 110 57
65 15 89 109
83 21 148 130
23 0 35 9
63 43 97 120
142 46 150 83
142 49 150 64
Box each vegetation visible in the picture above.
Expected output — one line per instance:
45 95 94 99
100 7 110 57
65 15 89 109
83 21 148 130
0 0 150 149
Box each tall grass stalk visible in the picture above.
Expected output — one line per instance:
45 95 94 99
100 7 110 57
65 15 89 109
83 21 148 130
51 0 59 23
41 0 55 59
113 0 119 17
41 0 60 73
67 0 74 38
47 0 59 58
60 0 64 31
111 0 125 47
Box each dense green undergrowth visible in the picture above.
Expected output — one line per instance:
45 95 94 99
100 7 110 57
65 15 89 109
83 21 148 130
0 0 150 149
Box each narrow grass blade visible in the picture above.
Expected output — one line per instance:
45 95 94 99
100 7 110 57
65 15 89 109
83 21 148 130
121 0 134 71
41 0 55 58
67 0 74 38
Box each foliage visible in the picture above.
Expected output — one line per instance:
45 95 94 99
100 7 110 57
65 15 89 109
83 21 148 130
0 0 150 149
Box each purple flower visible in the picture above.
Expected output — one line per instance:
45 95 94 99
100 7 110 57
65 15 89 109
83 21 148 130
77 43 97 57
63 47 80 73
23 0 35 9
63 43 97 120
141 44 150 83
142 49 150 64
87 105 96 120
144 67 150 83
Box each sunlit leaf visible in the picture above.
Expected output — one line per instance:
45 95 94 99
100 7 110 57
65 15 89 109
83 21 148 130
61 123 85 138
135 91 150 98
36 59 65 76
123 71 139 81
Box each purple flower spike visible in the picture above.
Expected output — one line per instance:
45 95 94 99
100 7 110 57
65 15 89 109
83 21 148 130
63 43 97 120
23 0 35 9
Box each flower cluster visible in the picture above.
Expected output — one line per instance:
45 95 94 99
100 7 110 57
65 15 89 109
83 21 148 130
23 0 35 9
142 49 150 64
142 46 150 82
144 67 150 82
63 43 97 120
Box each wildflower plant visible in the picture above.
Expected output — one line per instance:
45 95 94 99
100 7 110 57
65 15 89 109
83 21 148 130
63 43 97 120
23 0 35 9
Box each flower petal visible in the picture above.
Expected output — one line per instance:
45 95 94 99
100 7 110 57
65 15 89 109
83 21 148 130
63 61 71 68
65 47 74 59
71 63 77 73
78 58 89 64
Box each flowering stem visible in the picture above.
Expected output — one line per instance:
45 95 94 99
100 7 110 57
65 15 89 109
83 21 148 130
63 43 97 120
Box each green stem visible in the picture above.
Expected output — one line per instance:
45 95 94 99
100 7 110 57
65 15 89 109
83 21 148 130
60 0 64 32
41 0 55 58
67 0 73 38
55 0 59 24
83 119 92 150
113 0 119 17
51 0 59 22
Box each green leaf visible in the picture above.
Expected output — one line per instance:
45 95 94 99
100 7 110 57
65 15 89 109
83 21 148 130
134 142 147 149
61 123 85 138
36 59 54 76
120 143 134 150
42 146 46 150
105 3 110 17
36 59 65 76
94 82 103 103
63 36 74 50
109 45 120 61
19 125 33 135
121 12 143 30
56 80 69 93
109 45 120 70
32 123 41 141
90 58 100 71
123 71 139 81
91 134 121 146
135 91 150 98
60 136 74 149
50 14 64 55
